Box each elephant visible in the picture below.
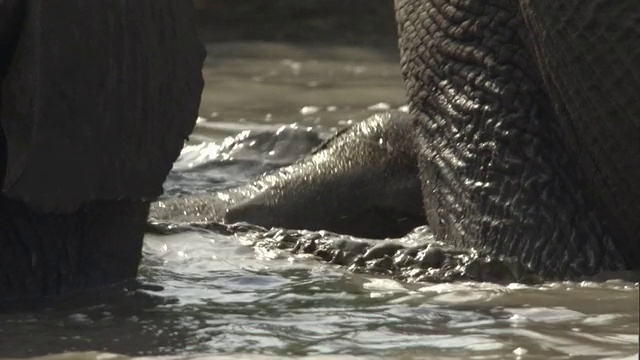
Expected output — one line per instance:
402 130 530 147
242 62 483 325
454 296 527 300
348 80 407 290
0 1 204 302
152 0 640 279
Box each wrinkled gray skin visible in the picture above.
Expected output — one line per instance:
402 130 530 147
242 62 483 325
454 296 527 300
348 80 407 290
153 0 640 279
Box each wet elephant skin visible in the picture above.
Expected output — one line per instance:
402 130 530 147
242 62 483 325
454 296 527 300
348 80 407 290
152 112 427 240
394 0 639 277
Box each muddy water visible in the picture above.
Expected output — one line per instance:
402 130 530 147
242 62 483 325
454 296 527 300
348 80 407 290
191 43 406 142
0 43 637 360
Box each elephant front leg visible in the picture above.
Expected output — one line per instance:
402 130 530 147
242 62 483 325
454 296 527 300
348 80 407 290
0 0 204 301
395 0 626 277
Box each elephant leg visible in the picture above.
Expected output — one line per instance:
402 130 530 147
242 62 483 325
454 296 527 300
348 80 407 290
151 112 426 239
519 0 640 269
0 1 204 301
0 196 149 301
1 0 204 212
395 0 629 277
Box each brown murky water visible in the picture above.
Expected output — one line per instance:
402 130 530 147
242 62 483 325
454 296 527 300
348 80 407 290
0 42 637 360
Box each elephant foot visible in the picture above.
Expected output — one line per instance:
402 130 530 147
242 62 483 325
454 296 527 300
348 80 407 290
0 196 149 303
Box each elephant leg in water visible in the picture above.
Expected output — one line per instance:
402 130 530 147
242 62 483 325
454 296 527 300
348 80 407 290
0 1 204 302
153 0 639 279
393 0 640 278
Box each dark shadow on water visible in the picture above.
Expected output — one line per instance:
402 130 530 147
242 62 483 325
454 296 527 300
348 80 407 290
0 281 207 358
195 0 399 54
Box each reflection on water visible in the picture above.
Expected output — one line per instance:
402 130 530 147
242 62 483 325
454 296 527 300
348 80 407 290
0 42 637 360
1 232 637 359
137 233 639 359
